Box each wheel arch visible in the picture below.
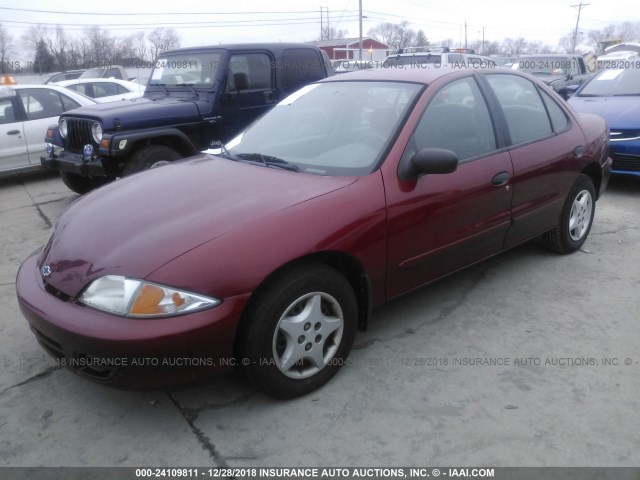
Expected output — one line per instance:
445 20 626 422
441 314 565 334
581 163 602 200
233 251 372 357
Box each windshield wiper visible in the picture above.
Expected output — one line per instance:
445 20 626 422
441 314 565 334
175 83 200 98
211 141 240 161
235 153 299 171
148 82 169 96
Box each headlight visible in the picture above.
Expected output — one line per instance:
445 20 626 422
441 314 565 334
91 122 103 144
59 118 68 138
78 275 220 318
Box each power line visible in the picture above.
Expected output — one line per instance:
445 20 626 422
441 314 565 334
0 6 325 16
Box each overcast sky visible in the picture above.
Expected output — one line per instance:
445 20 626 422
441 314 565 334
1 0 639 53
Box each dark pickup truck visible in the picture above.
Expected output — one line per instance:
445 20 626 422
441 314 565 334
512 53 592 99
42 43 333 193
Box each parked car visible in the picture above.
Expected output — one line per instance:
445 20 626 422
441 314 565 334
334 60 376 73
17 67 611 398
41 43 334 194
0 85 95 175
385 50 497 68
44 70 86 84
53 78 145 103
512 54 591 99
568 67 640 177
79 65 129 81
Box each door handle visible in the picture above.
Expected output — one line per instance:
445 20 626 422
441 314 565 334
492 171 510 186
7 130 20 135
573 146 585 158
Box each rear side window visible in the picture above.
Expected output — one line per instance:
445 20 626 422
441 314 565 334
281 49 324 93
60 93 81 111
540 89 570 132
17 89 65 120
486 74 553 145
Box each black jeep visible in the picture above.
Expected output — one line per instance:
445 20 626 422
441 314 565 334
42 43 333 193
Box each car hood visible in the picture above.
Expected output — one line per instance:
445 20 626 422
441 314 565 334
569 95 640 130
40 154 357 297
61 96 204 130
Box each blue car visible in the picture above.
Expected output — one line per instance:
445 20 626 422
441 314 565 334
568 67 640 177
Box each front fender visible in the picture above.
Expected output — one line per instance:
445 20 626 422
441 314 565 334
101 128 199 157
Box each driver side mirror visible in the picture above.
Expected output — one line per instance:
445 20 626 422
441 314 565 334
398 148 459 181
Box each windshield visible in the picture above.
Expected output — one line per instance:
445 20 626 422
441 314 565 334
516 57 575 75
149 52 222 88
225 81 423 176
578 68 640 96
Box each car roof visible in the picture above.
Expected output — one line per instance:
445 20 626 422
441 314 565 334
53 78 134 86
162 43 322 55
317 65 515 85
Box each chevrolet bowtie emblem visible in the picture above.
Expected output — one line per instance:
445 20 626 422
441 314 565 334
41 265 52 277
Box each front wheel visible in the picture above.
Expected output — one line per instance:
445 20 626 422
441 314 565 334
123 145 181 176
239 265 357 399
541 174 596 253
59 171 112 194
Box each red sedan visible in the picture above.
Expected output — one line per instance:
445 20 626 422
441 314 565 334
16 67 611 398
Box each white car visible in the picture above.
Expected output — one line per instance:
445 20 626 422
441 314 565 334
0 85 96 175
53 78 145 103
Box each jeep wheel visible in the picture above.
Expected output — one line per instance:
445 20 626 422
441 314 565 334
123 145 181 176
59 171 111 195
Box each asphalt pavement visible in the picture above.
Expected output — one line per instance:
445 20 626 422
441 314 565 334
1 170 639 468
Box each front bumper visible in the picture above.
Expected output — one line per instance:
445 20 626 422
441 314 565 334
16 251 250 388
41 150 107 177
610 140 640 177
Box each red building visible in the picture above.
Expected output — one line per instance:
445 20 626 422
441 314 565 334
309 37 391 61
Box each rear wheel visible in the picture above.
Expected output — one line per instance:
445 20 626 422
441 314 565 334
59 171 111 194
541 174 595 253
123 145 181 176
239 264 357 399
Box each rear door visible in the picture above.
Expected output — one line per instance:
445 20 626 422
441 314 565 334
0 95 29 170
482 73 586 246
16 88 83 164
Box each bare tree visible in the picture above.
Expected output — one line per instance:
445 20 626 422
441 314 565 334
148 28 180 62
46 25 70 71
393 21 416 51
321 25 348 41
0 23 14 73
501 37 529 55
84 26 115 67
367 23 396 46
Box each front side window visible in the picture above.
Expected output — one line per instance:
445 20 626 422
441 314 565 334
486 74 553 145
225 81 423 176
225 53 273 92
411 76 496 160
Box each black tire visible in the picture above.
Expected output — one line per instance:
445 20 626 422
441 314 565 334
59 171 112 195
238 264 357 399
122 145 181 176
541 174 596 254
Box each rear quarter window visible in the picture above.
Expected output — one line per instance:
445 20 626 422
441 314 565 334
281 49 324 94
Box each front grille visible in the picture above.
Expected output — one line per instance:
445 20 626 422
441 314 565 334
611 154 640 172
65 118 97 152
610 130 640 141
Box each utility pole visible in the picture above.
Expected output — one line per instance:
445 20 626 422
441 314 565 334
320 7 324 40
358 0 363 60
464 22 468 50
571 2 589 53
